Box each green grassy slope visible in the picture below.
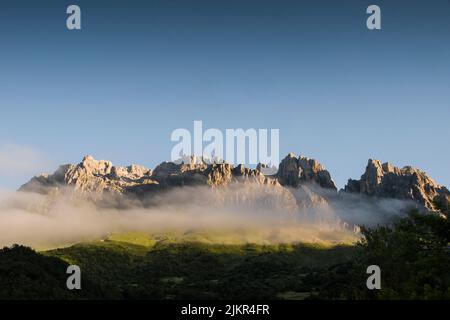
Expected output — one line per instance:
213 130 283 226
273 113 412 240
2 210 449 300
44 238 355 300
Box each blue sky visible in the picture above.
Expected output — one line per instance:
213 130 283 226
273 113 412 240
0 0 449 189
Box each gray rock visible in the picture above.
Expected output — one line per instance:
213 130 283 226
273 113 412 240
277 153 337 190
19 154 449 216
343 159 450 214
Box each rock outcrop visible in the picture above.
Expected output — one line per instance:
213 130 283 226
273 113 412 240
19 155 279 196
277 153 336 190
19 154 449 216
344 159 450 214
20 155 156 196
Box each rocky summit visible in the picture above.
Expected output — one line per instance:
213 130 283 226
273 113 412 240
276 153 336 190
19 154 449 216
344 159 449 214
19 155 278 196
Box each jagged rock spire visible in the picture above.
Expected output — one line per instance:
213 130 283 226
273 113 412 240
276 153 337 190
344 159 449 214
18 154 449 215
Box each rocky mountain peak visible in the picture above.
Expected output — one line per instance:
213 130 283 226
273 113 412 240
18 154 449 216
20 153 338 195
277 153 337 190
80 155 113 176
344 159 449 214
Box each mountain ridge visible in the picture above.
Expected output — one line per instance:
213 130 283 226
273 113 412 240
19 153 449 216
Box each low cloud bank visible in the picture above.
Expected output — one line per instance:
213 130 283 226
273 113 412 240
0 183 414 248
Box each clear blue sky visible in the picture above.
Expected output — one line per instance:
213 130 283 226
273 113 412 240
0 0 449 189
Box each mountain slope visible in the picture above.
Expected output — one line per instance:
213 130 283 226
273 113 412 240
344 159 449 215
19 153 449 217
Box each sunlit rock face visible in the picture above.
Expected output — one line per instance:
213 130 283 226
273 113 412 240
19 154 449 219
17 154 335 222
19 155 155 196
276 153 337 190
19 154 286 196
344 159 450 215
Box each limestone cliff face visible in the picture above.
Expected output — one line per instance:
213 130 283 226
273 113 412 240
277 153 336 190
19 155 155 196
150 156 278 188
19 155 277 195
19 154 449 216
344 159 450 214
